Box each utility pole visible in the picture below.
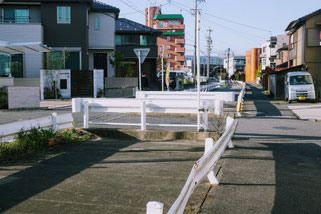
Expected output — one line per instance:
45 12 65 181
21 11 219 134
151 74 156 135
193 0 205 81
161 46 164 91
206 28 212 79
196 10 201 131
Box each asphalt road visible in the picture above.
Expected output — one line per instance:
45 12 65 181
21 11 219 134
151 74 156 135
200 84 321 214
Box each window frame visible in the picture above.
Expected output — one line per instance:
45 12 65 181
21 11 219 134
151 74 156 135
95 15 99 30
57 6 71 24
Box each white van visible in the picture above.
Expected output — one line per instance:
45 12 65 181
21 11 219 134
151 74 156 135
285 72 315 103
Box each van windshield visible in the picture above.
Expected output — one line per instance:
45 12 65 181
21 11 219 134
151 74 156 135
289 75 313 85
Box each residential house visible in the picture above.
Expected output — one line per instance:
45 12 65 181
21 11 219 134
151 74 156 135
115 18 161 82
245 48 261 83
0 0 119 78
285 8 321 99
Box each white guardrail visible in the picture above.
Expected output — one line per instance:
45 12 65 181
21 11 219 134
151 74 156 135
146 116 238 214
0 113 74 143
236 83 246 116
72 98 224 131
136 91 236 102
185 82 221 92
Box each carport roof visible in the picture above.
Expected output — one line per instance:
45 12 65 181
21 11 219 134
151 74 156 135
0 41 51 55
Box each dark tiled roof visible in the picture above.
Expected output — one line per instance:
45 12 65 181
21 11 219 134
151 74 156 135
92 0 120 13
116 18 162 35
285 8 321 32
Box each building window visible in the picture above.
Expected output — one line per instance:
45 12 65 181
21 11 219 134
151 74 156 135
282 43 287 47
167 36 170 41
263 47 266 53
60 79 67 89
167 53 171 58
115 35 129 45
57 6 71 24
95 15 99 30
160 45 164 54
140 35 147 45
2 8 29 23
167 45 171 50
159 21 164 28
262 58 266 66
44 51 80 70
168 20 179 25
0 54 23 77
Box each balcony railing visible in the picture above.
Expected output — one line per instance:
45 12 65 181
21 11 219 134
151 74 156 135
175 47 185 53
175 55 185 61
158 24 185 30
0 16 40 24
175 39 185 44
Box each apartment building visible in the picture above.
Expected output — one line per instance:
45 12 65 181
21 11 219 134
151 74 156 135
245 48 261 83
145 7 185 70
0 0 119 78
260 35 288 70
224 56 246 78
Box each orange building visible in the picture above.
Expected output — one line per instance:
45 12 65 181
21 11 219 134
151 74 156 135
245 48 261 83
145 7 185 70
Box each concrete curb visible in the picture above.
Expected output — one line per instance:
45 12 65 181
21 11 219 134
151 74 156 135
85 128 220 141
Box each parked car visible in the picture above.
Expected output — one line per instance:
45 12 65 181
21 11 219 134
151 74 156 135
285 72 316 103
169 71 185 90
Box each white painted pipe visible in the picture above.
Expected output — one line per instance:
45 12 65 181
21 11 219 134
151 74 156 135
146 201 163 214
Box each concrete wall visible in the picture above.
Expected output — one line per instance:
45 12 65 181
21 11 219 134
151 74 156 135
105 77 138 89
88 12 115 49
14 78 40 87
0 23 44 78
8 87 40 109
0 78 14 87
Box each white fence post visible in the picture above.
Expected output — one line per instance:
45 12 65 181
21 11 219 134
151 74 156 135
51 112 58 132
141 100 146 131
202 101 209 131
226 117 234 148
83 102 89 129
146 201 163 214
205 138 219 185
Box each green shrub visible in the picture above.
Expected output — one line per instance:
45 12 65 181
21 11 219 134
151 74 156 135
0 128 93 163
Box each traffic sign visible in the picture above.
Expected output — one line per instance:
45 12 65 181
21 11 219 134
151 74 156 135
134 48 150 63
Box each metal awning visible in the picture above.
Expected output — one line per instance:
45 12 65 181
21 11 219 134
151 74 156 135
0 41 51 55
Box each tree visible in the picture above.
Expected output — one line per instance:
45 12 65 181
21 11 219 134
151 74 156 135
110 51 135 77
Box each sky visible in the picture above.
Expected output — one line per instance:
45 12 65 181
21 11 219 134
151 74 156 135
105 0 321 57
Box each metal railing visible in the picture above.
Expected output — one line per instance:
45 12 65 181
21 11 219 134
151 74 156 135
146 116 238 214
72 98 224 131
0 113 73 143
236 83 246 116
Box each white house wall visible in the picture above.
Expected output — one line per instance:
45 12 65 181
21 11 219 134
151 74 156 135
88 12 115 49
0 23 44 78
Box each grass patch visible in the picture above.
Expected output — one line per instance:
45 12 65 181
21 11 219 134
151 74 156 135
0 127 94 163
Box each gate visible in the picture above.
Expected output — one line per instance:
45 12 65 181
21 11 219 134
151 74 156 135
71 70 94 97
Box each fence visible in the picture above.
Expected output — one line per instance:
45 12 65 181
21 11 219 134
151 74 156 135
72 98 223 131
185 82 221 92
146 116 238 214
0 113 74 143
236 83 246 116
136 91 236 102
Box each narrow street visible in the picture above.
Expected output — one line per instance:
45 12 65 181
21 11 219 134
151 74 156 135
201 84 321 213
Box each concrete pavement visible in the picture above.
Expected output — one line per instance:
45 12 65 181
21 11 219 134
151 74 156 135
0 138 204 213
287 103 321 121
200 84 321 214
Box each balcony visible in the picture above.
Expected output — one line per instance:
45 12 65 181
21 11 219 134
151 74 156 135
0 22 43 43
175 39 185 44
175 55 185 61
175 47 185 53
158 24 185 30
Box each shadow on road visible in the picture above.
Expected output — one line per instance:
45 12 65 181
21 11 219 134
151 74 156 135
264 143 321 214
0 132 139 212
